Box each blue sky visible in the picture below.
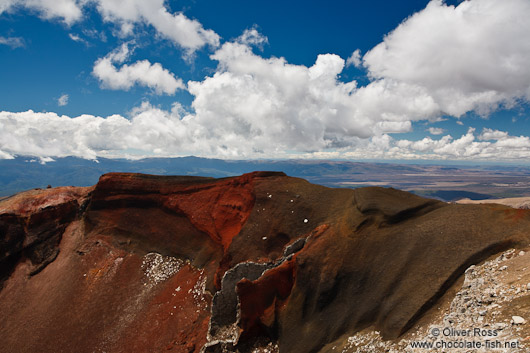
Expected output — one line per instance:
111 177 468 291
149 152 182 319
1 0 530 162
0 0 433 117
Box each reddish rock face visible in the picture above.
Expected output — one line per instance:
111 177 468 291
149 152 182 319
237 256 297 339
1 173 530 353
0 186 92 289
91 172 256 252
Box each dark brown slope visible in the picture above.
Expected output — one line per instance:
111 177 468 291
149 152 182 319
0 172 529 353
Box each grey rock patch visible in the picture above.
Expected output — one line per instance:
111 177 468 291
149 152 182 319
338 248 530 352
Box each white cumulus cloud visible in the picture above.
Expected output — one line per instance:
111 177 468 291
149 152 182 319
183 31 443 155
0 0 83 25
57 93 69 106
346 49 362 68
479 128 509 141
0 105 207 160
93 0 219 52
1 0 218 52
340 128 530 161
92 43 184 95
363 0 530 117
0 110 130 160
428 127 445 135
237 28 268 48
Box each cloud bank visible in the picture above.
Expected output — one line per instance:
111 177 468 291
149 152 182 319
2 108 530 161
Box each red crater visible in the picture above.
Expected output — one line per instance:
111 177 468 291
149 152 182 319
2 172 530 353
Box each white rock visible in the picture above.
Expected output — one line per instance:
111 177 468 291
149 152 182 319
519 250 526 256
494 323 507 330
512 316 526 325
304 219 308 223
499 265 508 271
465 265 476 274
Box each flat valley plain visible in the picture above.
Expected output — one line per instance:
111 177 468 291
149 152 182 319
1 156 529 201
311 164 530 201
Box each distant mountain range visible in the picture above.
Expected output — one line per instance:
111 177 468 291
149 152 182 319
1 156 530 201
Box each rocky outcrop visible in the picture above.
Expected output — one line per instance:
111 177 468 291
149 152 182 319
0 187 92 289
1 172 530 353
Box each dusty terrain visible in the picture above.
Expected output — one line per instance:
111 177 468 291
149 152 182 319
457 197 530 209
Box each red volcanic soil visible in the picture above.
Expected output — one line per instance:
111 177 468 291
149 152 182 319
1 172 530 353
